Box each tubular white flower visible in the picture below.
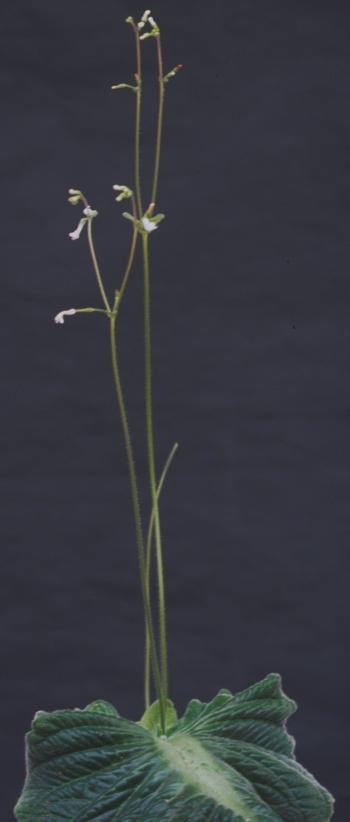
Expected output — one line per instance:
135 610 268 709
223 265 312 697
68 188 80 195
141 216 158 233
69 218 87 240
54 308 76 325
149 15 157 27
83 206 98 218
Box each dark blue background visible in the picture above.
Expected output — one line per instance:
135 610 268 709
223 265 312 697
2 0 349 817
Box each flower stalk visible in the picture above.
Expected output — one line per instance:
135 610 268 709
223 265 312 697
142 230 168 704
57 9 182 733
127 16 143 217
151 32 165 205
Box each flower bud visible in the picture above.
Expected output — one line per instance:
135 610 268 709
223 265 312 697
113 184 133 202
68 189 82 205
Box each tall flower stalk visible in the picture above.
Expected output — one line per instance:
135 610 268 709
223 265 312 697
56 10 182 733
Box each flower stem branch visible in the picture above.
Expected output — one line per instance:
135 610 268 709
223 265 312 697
86 219 111 313
130 22 143 217
117 194 138 308
151 34 165 205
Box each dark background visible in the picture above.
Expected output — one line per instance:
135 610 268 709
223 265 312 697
2 0 349 818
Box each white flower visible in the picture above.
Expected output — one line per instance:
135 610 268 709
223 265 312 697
149 15 157 27
68 188 80 196
69 218 87 240
83 206 98 218
54 308 76 325
141 216 158 233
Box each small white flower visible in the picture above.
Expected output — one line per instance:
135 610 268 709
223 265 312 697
54 308 76 325
83 206 98 218
138 21 145 29
69 218 87 240
141 216 158 233
149 15 157 27
68 188 80 196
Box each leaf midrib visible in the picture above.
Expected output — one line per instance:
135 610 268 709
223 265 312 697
158 732 258 821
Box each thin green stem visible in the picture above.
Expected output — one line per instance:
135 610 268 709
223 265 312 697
87 219 111 313
117 194 138 308
142 231 168 703
144 442 178 709
75 307 108 316
84 205 164 721
131 24 143 217
151 35 165 206
109 315 165 724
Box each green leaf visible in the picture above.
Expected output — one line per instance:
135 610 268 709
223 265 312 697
139 698 178 733
15 674 334 821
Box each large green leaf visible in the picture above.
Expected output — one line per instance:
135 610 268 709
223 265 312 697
15 673 334 820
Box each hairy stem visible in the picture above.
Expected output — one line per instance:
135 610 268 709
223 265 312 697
142 231 168 703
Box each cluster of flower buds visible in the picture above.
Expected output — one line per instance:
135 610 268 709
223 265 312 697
113 184 133 203
67 190 98 240
137 9 159 39
68 188 83 206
